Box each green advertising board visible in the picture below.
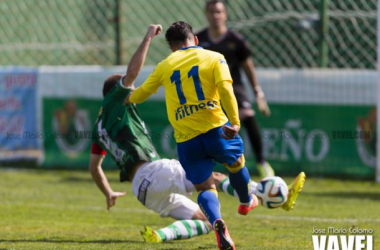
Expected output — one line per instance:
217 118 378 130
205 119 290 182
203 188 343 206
255 104 376 179
136 101 376 179
43 98 116 169
39 67 377 179
43 97 376 179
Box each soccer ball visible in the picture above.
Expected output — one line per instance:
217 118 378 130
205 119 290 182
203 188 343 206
256 176 288 209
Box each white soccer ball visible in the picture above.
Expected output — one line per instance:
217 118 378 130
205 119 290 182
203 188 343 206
256 176 288 209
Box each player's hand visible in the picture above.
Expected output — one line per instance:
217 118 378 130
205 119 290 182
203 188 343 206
145 24 162 39
106 191 127 210
256 96 271 116
221 124 240 140
254 86 271 116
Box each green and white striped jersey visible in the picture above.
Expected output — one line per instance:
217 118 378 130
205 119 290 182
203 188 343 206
92 81 160 182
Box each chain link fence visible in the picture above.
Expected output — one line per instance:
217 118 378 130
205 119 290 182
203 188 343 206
0 0 118 65
0 0 377 68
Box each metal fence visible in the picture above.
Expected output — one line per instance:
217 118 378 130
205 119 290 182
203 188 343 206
0 0 377 68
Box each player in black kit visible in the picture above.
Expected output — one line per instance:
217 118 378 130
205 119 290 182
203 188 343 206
197 0 275 178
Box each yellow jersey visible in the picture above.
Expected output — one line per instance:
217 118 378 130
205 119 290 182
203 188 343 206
141 46 232 142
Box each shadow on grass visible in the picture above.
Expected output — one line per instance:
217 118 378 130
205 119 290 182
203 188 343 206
305 191 380 201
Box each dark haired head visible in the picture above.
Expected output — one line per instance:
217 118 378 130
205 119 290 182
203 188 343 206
103 74 123 97
205 0 225 12
165 21 194 48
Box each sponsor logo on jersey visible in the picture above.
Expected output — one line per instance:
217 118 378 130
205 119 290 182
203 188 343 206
174 100 219 121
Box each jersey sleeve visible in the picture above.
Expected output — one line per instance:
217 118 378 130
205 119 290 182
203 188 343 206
235 33 252 62
217 81 240 127
91 143 107 156
115 76 132 95
141 63 163 94
214 55 233 85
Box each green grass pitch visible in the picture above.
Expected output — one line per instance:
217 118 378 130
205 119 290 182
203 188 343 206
0 168 379 250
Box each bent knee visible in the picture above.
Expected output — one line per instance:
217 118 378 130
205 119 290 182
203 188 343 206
212 172 226 181
225 155 245 173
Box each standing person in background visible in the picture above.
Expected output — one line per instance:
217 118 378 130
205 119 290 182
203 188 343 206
197 0 274 178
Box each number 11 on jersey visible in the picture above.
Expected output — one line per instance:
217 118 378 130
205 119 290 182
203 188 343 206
170 66 205 105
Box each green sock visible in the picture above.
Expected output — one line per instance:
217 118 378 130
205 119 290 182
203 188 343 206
219 177 257 197
155 220 210 241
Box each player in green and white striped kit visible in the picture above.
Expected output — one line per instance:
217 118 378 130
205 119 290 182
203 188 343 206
89 24 230 242
91 77 257 241
89 24 304 244
89 24 258 243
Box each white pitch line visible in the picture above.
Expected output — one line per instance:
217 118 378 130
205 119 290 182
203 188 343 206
2 201 380 223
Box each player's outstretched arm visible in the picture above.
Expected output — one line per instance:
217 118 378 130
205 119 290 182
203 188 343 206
241 58 271 116
122 24 162 88
89 154 126 210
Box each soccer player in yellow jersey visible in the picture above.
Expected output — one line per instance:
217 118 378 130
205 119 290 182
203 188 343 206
128 21 258 250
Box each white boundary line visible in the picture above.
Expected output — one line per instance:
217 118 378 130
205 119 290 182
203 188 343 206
2 200 379 224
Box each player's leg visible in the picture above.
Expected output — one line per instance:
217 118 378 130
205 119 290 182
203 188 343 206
205 124 258 216
240 111 274 178
152 161 213 241
134 160 211 242
214 171 306 211
281 172 306 211
177 136 222 227
194 175 236 250
177 136 235 250
213 172 258 197
193 175 221 228
240 109 263 163
141 194 211 243
235 87 274 178
225 154 259 215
